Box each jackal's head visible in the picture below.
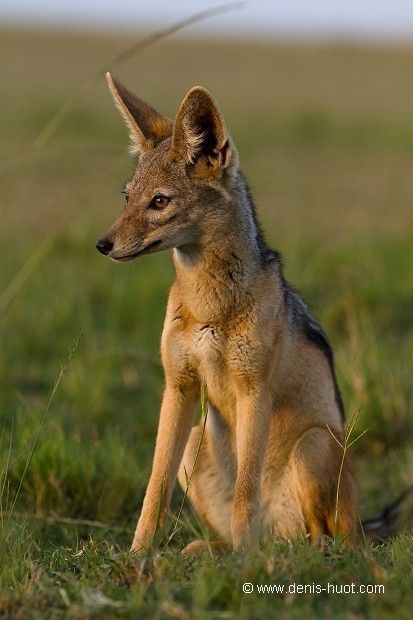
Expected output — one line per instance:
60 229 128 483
96 74 239 261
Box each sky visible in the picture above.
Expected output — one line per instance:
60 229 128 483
2 0 413 40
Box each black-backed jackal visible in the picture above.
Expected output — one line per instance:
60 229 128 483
97 75 412 555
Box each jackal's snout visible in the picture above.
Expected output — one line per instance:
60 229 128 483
95 237 114 256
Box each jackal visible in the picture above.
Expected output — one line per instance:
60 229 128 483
96 74 412 554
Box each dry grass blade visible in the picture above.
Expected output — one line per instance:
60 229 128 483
100 2 246 73
0 420 13 529
326 410 369 542
0 236 55 314
4 333 83 529
6 512 132 533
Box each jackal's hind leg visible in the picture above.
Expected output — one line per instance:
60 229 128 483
291 427 358 542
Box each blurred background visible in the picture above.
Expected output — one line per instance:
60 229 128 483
0 0 412 611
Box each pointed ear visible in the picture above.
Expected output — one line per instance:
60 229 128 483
172 86 237 175
106 72 172 156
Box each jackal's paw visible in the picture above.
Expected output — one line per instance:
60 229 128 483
130 531 153 556
129 541 150 556
130 514 162 555
181 540 229 558
231 511 261 551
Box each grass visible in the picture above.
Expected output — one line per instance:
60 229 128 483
0 25 412 618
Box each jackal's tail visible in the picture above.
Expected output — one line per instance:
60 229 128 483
362 486 413 541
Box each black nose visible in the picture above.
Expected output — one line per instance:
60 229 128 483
95 238 114 256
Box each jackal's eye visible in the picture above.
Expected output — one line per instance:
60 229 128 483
150 194 170 210
121 189 129 203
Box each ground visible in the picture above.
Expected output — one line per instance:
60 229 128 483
0 27 412 618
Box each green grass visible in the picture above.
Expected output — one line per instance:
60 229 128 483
0 26 412 618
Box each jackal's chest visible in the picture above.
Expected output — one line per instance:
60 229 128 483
193 323 226 374
189 322 249 421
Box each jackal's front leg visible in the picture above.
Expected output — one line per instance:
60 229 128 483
131 383 198 553
231 391 271 550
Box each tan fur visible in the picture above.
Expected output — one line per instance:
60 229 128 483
98 75 359 554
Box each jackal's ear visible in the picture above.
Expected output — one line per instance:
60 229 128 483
106 73 172 156
172 86 237 175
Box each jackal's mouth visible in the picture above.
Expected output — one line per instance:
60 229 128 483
110 239 163 262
